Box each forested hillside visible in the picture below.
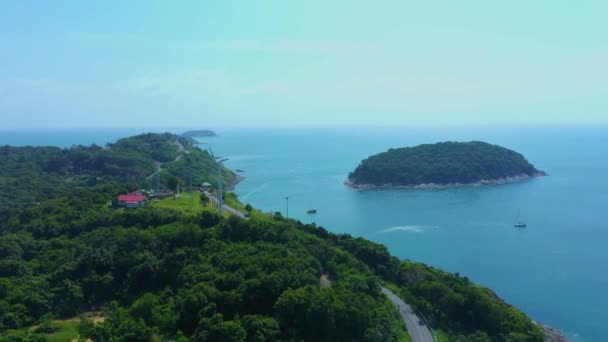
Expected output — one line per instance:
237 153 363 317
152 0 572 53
0 184 407 341
349 141 545 187
0 183 544 341
0 133 234 220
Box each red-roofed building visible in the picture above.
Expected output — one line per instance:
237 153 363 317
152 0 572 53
117 192 148 208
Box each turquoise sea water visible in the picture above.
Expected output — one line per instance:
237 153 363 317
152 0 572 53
2 126 607 341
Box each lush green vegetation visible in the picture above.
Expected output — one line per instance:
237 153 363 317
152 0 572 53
36 320 80 342
349 141 544 187
0 184 408 341
0 133 234 220
150 192 210 215
162 144 236 191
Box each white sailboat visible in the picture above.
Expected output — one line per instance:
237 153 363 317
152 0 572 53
514 209 526 228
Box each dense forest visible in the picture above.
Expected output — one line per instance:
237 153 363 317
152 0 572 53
0 184 407 341
0 183 544 341
348 141 545 187
0 133 234 220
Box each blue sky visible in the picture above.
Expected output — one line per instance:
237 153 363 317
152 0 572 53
1 0 607 128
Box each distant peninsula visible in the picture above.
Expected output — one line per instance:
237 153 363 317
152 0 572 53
347 141 546 189
182 129 217 138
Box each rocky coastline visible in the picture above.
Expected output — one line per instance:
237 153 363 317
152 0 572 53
226 174 246 191
346 171 547 190
540 323 570 342
478 288 569 342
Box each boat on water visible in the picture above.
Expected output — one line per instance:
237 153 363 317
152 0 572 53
307 208 317 214
514 209 526 228
236 169 245 173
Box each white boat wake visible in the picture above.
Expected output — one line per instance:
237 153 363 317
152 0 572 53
378 225 439 234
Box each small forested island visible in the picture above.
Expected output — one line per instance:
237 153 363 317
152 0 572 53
182 130 217 138
0 134 564 341
181 130 217 144
348 141 546 189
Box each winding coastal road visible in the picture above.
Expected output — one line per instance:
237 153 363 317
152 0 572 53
381 286 434 342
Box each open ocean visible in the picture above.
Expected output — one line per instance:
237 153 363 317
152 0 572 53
2 125 607 341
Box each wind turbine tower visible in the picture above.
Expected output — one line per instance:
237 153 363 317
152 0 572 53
206 145 229 218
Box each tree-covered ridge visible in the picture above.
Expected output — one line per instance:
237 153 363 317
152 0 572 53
0 133 235 218
349 141 545 187
112 132 182 163
0 184 544 341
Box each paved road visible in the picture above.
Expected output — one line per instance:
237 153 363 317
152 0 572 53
146 140 186 179
381 286 434 342
207 193 249 220
175 140 187 154
174 141 187 161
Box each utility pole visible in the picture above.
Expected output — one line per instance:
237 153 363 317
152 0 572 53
285 196 289 219
198 142 228 219
216 158 229 218
156 168 160 192
189 175 193 209
218 163 223 217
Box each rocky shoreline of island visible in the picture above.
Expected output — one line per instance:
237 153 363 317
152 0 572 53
346 171 547 190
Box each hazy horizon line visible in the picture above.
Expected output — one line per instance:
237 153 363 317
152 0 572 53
2 122 608 132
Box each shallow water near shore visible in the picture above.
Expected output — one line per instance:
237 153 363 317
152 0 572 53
2 125 607 341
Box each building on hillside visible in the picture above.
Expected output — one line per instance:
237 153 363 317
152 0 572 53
201 182 213 190
195 182 213 192
117 192 148 208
